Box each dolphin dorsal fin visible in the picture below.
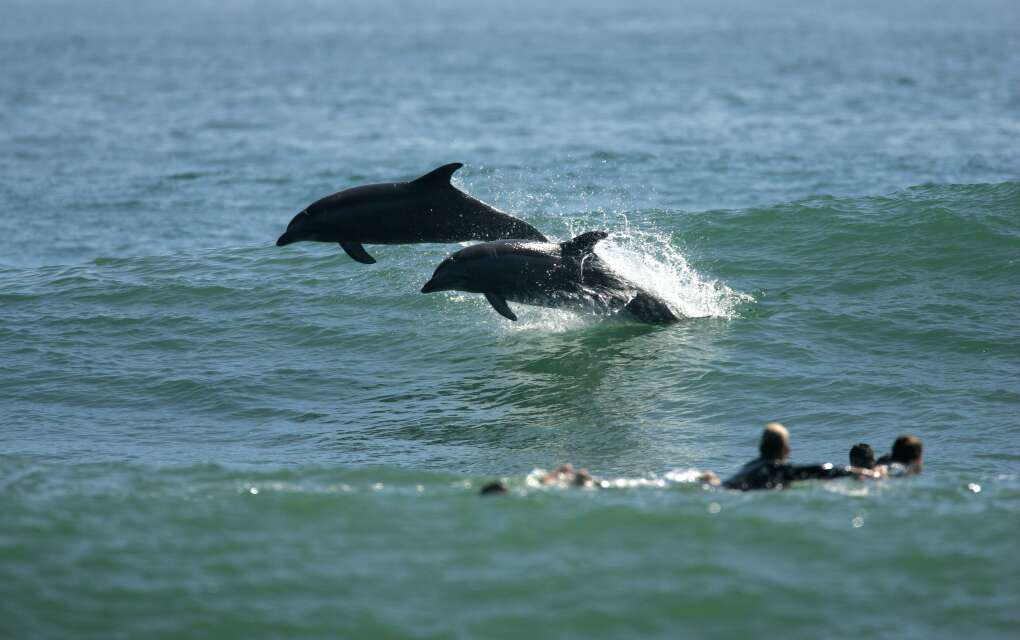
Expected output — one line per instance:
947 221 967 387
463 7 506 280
410 163 464 188
560 231 608 257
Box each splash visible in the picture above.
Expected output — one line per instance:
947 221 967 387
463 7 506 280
577 223 751 319
524 467 722 491
505 307 595 332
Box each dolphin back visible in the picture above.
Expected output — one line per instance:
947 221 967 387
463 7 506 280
409 163 547 242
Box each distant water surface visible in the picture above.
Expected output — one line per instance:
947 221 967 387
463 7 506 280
1 1 1018 638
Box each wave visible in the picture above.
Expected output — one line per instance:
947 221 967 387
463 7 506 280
2 455 1011 501
678 181 1020 276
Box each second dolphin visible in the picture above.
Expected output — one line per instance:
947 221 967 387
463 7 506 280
420 231 679 324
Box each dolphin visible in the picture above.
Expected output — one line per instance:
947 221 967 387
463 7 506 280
276 163 547 264
420 231 680 324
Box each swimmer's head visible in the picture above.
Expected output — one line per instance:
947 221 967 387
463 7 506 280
759 422 790 461
698 470 721 487
850 443 875 469
890 435 923 472
479 481 509 496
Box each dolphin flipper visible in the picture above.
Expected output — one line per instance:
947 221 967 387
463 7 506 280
339 241 376 264
484 292 518 321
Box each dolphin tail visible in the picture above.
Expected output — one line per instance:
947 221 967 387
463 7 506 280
624 292 680 324
507 219 548 242
469 214 547 243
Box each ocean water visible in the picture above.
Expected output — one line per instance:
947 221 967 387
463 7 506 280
2 1 1019 638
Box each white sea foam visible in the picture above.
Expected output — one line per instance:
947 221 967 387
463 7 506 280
524 467 721 491
592 227 751 320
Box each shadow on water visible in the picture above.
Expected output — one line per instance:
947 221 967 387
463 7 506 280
495 321 665 404
350 317 734 470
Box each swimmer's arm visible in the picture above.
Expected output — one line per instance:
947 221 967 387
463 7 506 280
787 463 856 481
848 466 883 479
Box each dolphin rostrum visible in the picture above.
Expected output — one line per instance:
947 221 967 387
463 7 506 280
276 163 547 263
420 231 680 324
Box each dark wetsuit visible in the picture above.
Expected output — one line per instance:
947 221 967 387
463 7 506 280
722 457 854 491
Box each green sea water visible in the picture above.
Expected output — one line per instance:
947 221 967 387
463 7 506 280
2 1 1019 638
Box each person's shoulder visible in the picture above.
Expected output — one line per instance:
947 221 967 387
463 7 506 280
722 458 774 490
741 457 771 471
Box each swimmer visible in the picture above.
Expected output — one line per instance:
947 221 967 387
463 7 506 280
541 463 596 488
723 423 874 491
479 481 509 496
875 435 923 477
849 443 876 469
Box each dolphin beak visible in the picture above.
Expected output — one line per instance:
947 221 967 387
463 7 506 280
276 232 292 247
420 279 439 294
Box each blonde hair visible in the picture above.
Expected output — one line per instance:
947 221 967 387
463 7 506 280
760 422 790 459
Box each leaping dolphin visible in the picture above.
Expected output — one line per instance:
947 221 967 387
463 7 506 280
276 163 547 264
420 231 680 324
